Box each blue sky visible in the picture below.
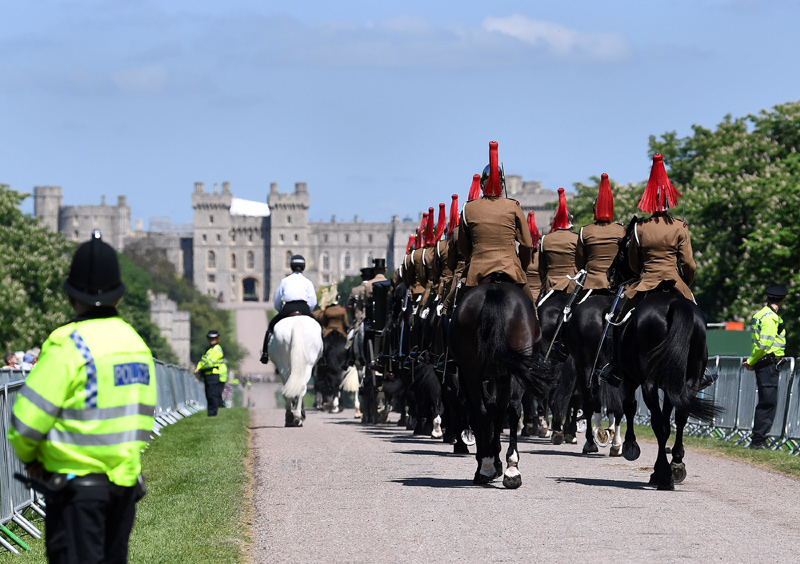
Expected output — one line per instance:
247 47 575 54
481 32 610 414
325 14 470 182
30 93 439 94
3 1 799 227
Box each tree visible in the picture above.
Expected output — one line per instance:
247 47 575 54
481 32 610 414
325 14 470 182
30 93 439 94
0 185 73 351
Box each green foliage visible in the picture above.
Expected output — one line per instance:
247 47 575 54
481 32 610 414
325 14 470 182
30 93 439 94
122 240 245 369
336 274 363 307
0 186 73 351
117 254 179 365
649 100 800 353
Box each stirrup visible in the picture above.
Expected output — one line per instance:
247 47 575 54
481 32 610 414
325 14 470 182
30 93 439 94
595 364 622 388
698 369 719 390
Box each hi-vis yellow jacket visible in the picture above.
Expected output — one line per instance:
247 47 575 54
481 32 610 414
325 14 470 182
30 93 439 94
196 344 228 383
747 305 786 366
8 316 156 487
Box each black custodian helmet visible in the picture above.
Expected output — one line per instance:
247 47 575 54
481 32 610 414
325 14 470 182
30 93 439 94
63 230 126 307
206 330 220 339
290 254 306 270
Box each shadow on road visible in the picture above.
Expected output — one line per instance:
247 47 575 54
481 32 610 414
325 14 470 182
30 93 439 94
389 476 475 488
551 476 647 490
394 449 472 458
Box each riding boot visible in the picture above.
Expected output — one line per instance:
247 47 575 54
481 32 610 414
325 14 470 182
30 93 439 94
260 330 272 364
698 367 719 390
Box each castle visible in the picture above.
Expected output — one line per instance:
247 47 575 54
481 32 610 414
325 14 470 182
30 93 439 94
32 178 560 368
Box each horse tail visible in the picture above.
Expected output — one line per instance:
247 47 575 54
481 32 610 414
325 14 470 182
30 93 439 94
477 285 552 399
646 299 721 422
281 320 309 399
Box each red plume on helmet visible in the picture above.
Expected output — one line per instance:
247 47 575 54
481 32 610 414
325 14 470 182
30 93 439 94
638 154 682 214
416 213 428 247
447 194 460 238
550 188 572 231
433 203 446 244
594 173 614 222
527 211 540 248
424 207 435 247
406 234 416 254
467 174 481 201
483 141 503 197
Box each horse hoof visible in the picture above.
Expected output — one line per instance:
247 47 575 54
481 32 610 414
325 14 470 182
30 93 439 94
672 462 687 483
453 443 470 454
622 441 640 461
431 430 443 440
461 430 476 446
503 472 522 490
538 428 551 439
473 472 495 485
595 428 610 447
565 434 577 444
551 431 563 445
582 441 599 454
609 444 623 457
657 481 675 491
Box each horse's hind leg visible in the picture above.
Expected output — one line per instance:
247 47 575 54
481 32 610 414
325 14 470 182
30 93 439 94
644 392 673 490
621 390 640 461
503 388 523 489
670 409 688 483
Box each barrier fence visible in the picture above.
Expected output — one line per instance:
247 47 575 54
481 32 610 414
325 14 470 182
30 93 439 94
0 361 205 554
633 356 800 454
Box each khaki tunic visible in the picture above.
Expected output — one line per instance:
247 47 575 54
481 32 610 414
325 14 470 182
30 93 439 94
626 214 696 300
526 251 542 299
321 304 349 338
539 229 578 292
457 197 532 286
347 282 367 325
576 222 626 290
436 239 452 299
362 273 388 303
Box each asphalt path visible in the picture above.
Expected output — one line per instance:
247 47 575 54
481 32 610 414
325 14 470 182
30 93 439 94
247 382 800 563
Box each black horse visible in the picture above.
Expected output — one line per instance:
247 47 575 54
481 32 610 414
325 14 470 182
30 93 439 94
610 217 722 490
560 292 625 455
315 332 348 412
448 280 550 488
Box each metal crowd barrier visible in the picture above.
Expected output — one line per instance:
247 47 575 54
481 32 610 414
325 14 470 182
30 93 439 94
0 362 205 554
633 356 800 454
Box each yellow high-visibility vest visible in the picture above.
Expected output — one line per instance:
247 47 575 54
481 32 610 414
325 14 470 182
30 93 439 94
8 316 156 487
747 305 786 366
196 343 228 383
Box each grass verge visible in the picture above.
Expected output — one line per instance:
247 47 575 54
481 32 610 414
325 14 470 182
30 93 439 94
0 407 251 563
626 423 800 480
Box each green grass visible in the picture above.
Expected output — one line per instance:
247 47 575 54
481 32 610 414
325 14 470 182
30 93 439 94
0 408 251 563
625 423 800 480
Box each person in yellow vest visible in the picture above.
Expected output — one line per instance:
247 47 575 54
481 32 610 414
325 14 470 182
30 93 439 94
8 230 156 564
195 329 228 416
743 285 788 449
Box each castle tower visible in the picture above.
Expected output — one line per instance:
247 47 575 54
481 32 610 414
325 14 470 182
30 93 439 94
33 185 63 233
267 182 310 304
192 182 233 301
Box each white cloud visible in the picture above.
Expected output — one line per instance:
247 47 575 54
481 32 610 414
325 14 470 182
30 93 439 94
483 14 630 62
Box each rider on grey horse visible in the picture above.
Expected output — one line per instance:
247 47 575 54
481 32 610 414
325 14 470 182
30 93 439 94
261 254 318 365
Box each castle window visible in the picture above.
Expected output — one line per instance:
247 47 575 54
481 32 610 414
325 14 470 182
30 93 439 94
323 234 328 243
216 234 221 242
345 234 350 243
202 234 207 242
285 251 292 269
231 253 237 269
368 234 373 243
247 251 255 270
366 252 373 266
344 252 351 270
73 230 79 239
321 251 330 271
207 274 216 283
231 231 236 241
210 215 214 224
248 233 253 242
279 234 284 243
293 233 298 242
322 274 330 284
208 250 216 269
287 215 292 224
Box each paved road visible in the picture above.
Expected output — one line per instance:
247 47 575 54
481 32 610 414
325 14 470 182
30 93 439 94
247 383 800 563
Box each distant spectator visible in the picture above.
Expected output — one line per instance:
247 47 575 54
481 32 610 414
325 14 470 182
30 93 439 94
20 349 39 371
3 351 18 370
15 351 24 366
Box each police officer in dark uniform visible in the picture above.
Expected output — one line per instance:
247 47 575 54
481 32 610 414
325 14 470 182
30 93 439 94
743 285 788 449
195 330 228 416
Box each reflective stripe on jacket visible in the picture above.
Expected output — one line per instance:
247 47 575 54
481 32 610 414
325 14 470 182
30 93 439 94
196 343 228 383
7 316 156 487
747 305 786 366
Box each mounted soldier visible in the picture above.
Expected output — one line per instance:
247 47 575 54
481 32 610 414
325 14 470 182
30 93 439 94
575 173 626 297
442 176 479 315
596 153 715 389
538 187 579 303
457 141 534 304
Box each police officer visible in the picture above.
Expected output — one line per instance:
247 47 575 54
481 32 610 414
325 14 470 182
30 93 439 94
8 230 156 564
260 254 317 364
743 285 788 449
195 330 228 416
